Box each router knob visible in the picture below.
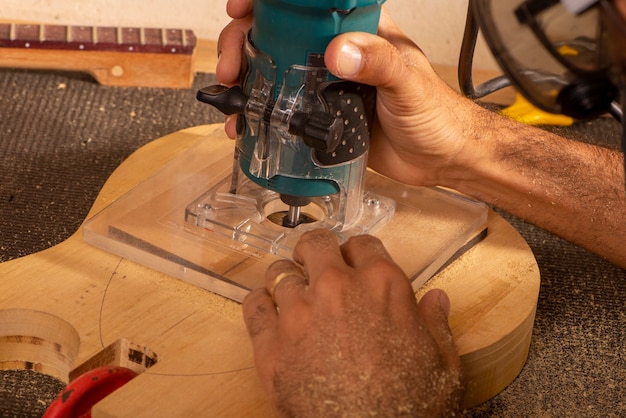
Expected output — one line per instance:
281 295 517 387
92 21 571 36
289 111 344 154
196 85 248 115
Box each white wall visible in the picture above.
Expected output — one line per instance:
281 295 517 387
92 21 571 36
0 0 497 70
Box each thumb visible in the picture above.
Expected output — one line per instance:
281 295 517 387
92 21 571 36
324 10 429 93
324 33 407 93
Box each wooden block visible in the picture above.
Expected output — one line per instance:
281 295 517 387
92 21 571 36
69 338 158 381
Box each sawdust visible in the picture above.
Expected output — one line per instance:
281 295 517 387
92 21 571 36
149 269 243 322
415 244 479 300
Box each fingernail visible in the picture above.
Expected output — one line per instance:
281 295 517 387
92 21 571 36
438 291 451 317
337 42 363 78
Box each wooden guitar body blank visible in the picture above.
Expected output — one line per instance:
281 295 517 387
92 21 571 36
0 125 540 414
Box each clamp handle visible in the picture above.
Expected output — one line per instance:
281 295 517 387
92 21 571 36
196 85 249 115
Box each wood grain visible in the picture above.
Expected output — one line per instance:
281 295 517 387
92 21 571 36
0 124 539 414
0 21 196 88
0 47 195 88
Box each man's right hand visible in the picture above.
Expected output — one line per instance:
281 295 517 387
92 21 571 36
216 1 489 188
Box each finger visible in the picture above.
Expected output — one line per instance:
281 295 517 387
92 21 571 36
340 234 414 300
242 288 278 339
417 289 462 371
340 234 393 268
417 289 465 404
241 288 280 385
224 115 238 139
292 230 349 282
265 260 308 310
216 16 252 85
226 0 253 19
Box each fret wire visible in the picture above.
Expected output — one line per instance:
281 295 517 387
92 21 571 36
140 28 145 46
116 27 122 45
161 28 167 46
66 26 72 43
92 26 98 44
9 23 16 41
182 30 187 47
39 25 44 42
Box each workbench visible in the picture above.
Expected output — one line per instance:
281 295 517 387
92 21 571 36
1 67 624 416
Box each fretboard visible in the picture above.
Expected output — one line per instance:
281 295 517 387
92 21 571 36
0 23 196 55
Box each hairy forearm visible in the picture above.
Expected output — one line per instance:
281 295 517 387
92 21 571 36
451 105 626 268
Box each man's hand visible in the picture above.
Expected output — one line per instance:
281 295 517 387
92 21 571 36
243 230 465 417
217 2 483 187
216 0 626 267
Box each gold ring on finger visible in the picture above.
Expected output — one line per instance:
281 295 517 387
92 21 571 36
269 272 292 302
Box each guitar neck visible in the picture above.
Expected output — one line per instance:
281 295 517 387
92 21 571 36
0 23 195 55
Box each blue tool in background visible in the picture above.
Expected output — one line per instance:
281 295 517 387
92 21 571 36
197 0 385 229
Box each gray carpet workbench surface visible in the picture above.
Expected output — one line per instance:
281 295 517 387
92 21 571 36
1 69 624 417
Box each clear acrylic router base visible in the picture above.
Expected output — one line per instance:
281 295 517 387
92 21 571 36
83 129 488 303
184 167 396 260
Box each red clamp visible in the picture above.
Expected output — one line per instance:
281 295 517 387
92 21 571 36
44 366 138 418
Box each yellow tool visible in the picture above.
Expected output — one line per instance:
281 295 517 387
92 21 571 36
501 93 574 126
